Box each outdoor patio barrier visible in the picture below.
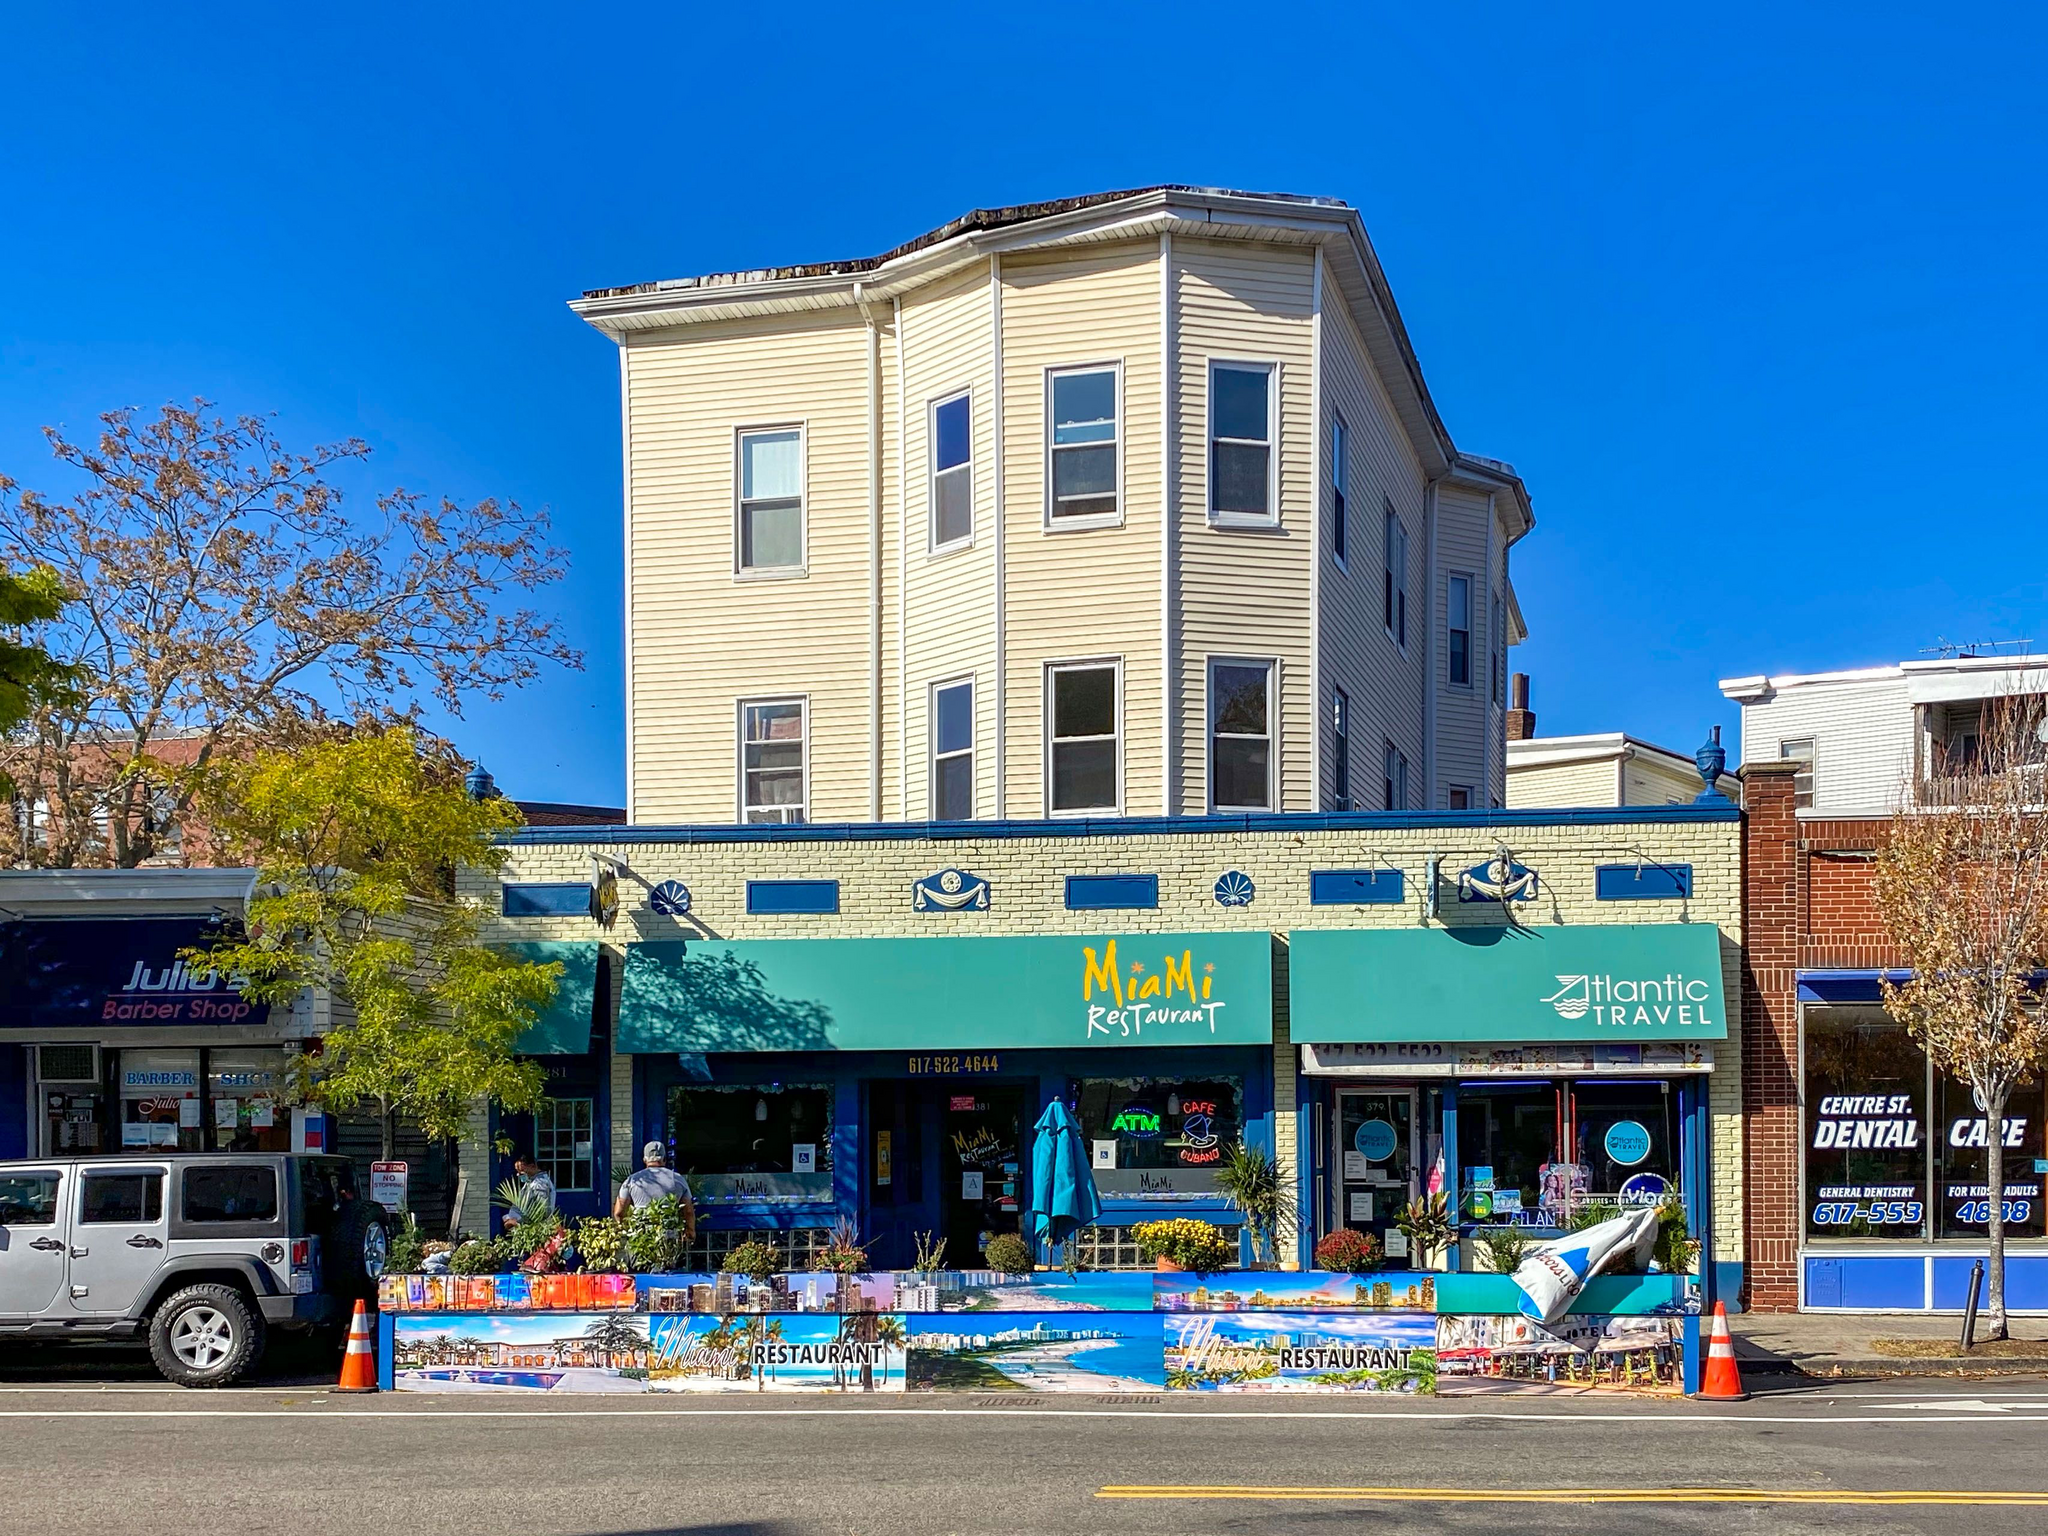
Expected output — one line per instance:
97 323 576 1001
375 1268 1699 1396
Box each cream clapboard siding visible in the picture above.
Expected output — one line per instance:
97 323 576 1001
1734 674 1913 813
1174 238 1316 813
1433 483 1493 802
1505 757 1622 808
1624 756 1703 806
624 309 877 824
899 265 997 820
1000 245 1163 818
1316 287 1428 810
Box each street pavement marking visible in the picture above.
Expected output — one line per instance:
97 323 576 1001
1895 1399 2013 1411
8 1406 2048 1424
1096 1485 2048 1505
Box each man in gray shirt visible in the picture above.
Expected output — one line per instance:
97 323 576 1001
615 1139 696 1243
503 1151 557 1232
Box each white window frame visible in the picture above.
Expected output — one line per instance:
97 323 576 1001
1447 572 1474 689
1331 686 1352 811
1383 503 1409 651
1206 656 1279 813
928 389 974 554
929 675 976 821
1043 658 1123 817
1383 740 1410 812
1780 737 1816 809
734 424 807 578
534 1097 595 1193
1331 414 1349 568
1206 358 1280 528
1043 362 1124 530
736 695 809 825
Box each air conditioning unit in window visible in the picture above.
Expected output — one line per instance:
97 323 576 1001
35 1044 100 1084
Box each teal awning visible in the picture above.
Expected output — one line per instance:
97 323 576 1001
498 941 599 1054
1288 923 1728 1044
617 932 1273 1053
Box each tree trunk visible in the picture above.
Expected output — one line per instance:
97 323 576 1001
1985 1079 2009 1342
380 1097 396 1163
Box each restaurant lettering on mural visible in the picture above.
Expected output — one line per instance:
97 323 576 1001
1082 939 1226 1040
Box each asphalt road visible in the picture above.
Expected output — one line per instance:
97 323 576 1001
4 1344 2047 1536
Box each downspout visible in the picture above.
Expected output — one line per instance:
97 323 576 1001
1308 245 1324 813
855 282 883 821
1160 231 1176 816
895 297 908 818
618 341 636 823
1422 476 1438 808
1616 744 1633 806
991 255 1006 818
1485 488 1500 806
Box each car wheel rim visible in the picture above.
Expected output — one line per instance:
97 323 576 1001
363 1223 389 1278
171 1307 234 1370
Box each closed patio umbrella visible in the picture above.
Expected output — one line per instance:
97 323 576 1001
1031 1099 1102 1252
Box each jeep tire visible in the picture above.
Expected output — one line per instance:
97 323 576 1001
148 1284 266 1388
325 1199 391 1298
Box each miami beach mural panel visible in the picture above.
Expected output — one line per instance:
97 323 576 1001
1154 1272 1437 1312
1163 1311 1435 1393
907 1312 1165 1391
390 1312 652 1393
1434 1313 1683 1395
646 1313 907 1392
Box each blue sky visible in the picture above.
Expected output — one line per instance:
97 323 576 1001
3 5 2041 804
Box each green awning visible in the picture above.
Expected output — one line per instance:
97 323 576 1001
499 941 599 1055
1288 923 1728 1044
617 932 1273 1053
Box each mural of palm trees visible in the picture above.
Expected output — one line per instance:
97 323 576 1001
764 1319 785 1387
582 1313 645 1370
869 1315 907 1387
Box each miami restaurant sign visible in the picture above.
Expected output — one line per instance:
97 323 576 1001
1288 923 1728 1044
615 932 1274 1053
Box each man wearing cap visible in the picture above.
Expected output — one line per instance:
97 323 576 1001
615 1139 696 1245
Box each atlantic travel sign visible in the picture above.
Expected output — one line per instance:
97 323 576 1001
1287 923 1728 1044
616 932 1274 1053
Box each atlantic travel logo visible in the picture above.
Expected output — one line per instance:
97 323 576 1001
1542 971 1717 1030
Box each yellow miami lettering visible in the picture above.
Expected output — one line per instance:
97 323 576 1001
1083 939 1124 1008
1163 950 1194 1001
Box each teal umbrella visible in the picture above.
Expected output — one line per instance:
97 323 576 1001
1031 1099 1102 1250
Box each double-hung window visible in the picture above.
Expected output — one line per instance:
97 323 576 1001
1331 687 1352 811
931 679 974 820
1448 574 1473 688
1331 415 1349 563
535 1098 594 1192
1208 660 1275 811
1047 662 1119 814
1047 367 1119 523
1383 504 1408 648
740 699 806 823
737 427 804 573
930 392 972 549
1209 362 1276 522
1383 741 1410 812
1780 738 1816 809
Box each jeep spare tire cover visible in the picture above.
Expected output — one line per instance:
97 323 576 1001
325 1198 390 1294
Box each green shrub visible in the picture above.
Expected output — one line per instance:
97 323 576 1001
1477 1225 1532 1275
448 1237 510 1275
982 1232 1034 1275
724 1239 783 1281
574 1216 629 1274
1313 1228 1382 1273
384 1212 427 1274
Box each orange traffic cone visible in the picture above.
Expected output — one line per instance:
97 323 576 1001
336 1298 378 1393
1695 1300 1750 1401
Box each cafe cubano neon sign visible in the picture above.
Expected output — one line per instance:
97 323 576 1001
1080 938 1226 1041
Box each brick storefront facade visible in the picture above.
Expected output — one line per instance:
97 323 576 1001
1739 762 1898 1310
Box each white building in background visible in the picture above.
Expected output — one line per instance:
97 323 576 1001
1507 732 1732 809
1719 652 2048 816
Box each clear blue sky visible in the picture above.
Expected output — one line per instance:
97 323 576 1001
3 4 2042 804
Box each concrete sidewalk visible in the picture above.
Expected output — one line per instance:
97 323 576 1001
1732 1309 2048 1377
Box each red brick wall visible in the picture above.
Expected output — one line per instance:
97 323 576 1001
1740 773 1898 1310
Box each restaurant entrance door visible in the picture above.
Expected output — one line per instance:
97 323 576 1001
864 1081 1030 1270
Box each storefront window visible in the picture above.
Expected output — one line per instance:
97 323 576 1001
206 1049 291 1152
119 1049 202 1152
1574 1081 1679 1202
1335 1089 1412 1244
666 1084 833 1203
1073 1075 1242 1196
1934 1069 2046 1242
1457 1083 1555 1217
1803 1007 1931 1240
536 1098 595 1192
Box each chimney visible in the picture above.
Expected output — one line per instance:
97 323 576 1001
1506 673 1536 741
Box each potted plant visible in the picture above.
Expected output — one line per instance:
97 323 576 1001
810 1217 869 1275
1313 1227 1382 1274
1211 1144 1297 1268
982 1232 1034 1276
1132 1218 1235 1273
574 1215 630 1274
1476 1224 1532 1275
910 1230 946 1278
494 1178 568 1274
724 1238 783 1283
1394 1193 1454 1270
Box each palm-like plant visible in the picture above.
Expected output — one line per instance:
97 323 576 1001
1213 1144 1297 1264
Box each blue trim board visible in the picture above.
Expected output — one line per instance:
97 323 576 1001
1309 869 1404 905
507 803 1740 847
1595 864 1691 900
502 882 590 916
1065 874 1158 910
1935 1256 2048 1311
746 880 840 915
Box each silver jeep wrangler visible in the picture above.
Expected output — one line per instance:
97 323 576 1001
0 1153 388 1386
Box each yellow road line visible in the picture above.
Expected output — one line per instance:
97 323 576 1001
1097 1485 2048 1505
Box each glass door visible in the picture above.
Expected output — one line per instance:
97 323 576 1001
1335 1089 1415 1252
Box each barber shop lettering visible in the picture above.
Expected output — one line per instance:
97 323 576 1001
102 957 258 1023
1082 940 1226 1040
